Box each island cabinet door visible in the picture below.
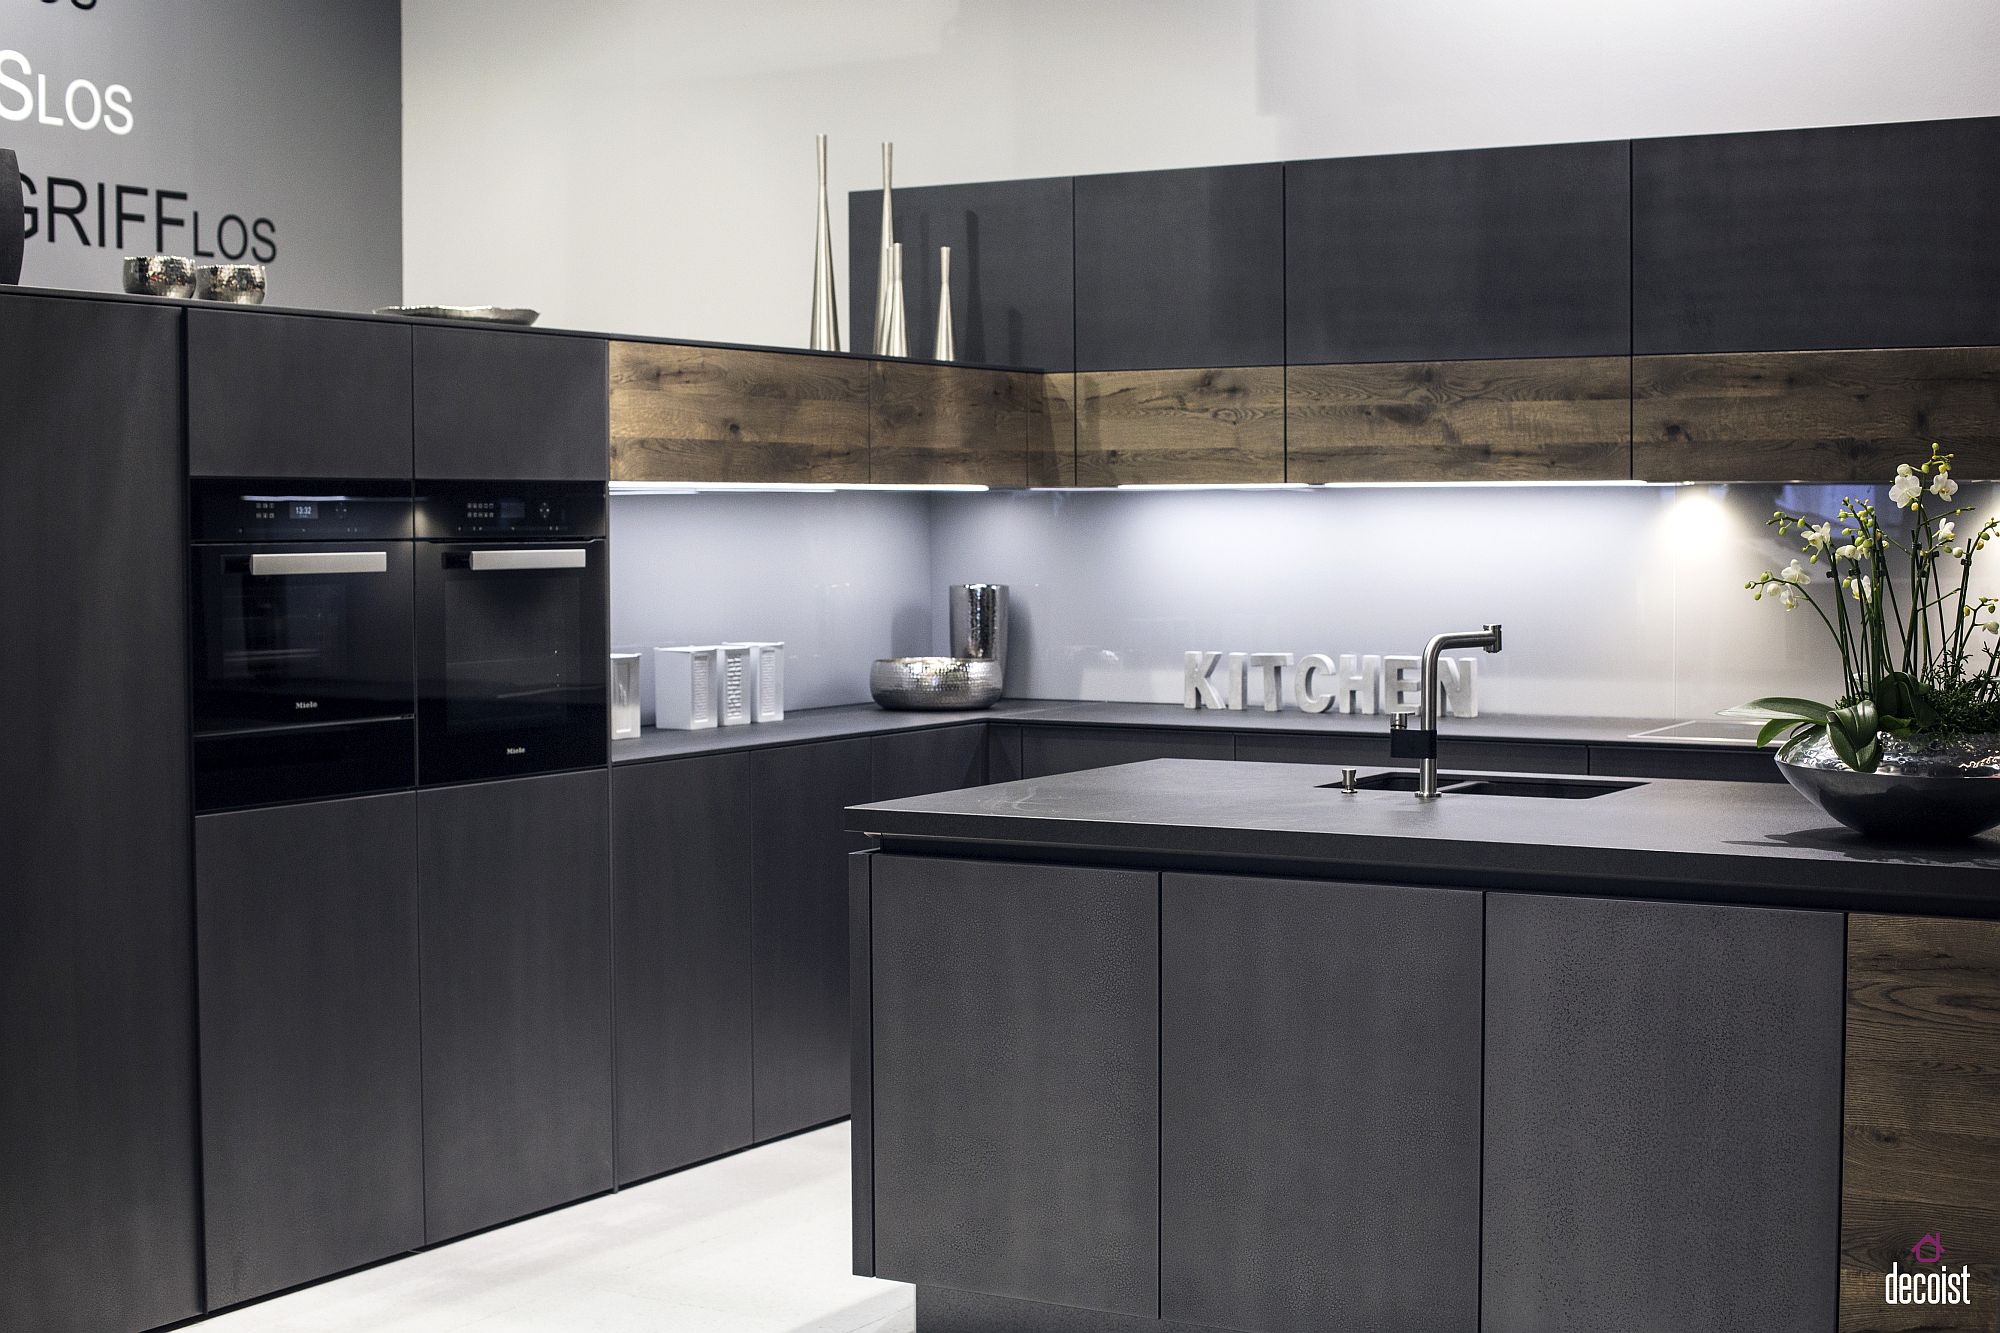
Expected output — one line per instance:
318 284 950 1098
1160 873 1483 1333
1483 893 1845 1333
868 856 1160 1318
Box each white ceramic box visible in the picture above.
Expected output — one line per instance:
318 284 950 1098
610 652 642 739
729 641 785 722
655 645 721 730
718 644 754 727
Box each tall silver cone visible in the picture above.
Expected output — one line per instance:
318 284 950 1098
933 245 955 361
873 143 896 355
885 242 908 357
808 134 840 351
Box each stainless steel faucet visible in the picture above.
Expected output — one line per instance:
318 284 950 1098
1390 624 1504 799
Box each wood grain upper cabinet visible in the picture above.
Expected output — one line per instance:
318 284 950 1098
1483 893 1844 1333
414 327 607 480
1841 914 2000 1333
1287 140 1630 364
849 175 1075 370
609 342 870 484
869 362 1038 486
1634 117 2000 354
189 308 412 478
1075 366 1286 486
1162 873 1481 1333
1074 163 1284 372
869 856 1160 1317
0 293 201 1333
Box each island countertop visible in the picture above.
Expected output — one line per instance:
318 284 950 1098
848 758 2000 917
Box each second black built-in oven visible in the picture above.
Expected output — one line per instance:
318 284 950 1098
415 480 608 786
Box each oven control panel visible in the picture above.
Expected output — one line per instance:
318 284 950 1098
191 479 415 542
417 481 607 540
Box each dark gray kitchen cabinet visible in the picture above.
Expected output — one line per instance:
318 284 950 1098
414 327 609 480
1021 724 1233 777
869 723 987 801
195 793 423 1307
1162 873 1482 1333
1634 116 2000 353
0 293 201 1333
1586 743 1784 784
869 856 1160 1317
1234 730 1588 775
188 308 413 478
1482 893 1843 1333
1075 163 1285 371
612 754 755 1183
1287 139 1631 363
419 769 614 1241
849 175 1076 370
750 736 874 1139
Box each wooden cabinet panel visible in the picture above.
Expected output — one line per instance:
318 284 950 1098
848 175 1075 370
1162 873 1481 1333
415 327 608 481
1483 893 1843 1333
419 770 613 1242
196 794 423 1307
750 737 874 1140
1288 140 1630 364
1288 357 1630 482
870 362 1036 486
870 856 1159 1317
1841 915 2000 1333
1075 366 1285 486
0 293 201 1333
1075 163 1285 372
189 308 412 478
611 755 754 1184
1634 117 2000 354
1030 372 1077 487
1022 725 1234 778
1634 347 2000 482
609 342 870 483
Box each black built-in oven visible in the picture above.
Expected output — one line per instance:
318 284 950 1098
415 480 608 786
189 479 416 812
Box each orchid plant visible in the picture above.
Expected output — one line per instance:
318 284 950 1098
1745 444 2000 772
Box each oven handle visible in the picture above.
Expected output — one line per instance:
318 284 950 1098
247 551 390 577
463 548 589 572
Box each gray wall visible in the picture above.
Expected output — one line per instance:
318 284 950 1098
3 0 400 311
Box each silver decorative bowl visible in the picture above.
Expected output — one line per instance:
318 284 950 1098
870 657 1003 711
122 255 196 298
195 263 266 304
375 304 539 326
1777 730 2000 841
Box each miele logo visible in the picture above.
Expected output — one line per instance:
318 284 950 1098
505 746 526 756
294 700 318 711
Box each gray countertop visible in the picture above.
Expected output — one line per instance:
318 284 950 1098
848 758 2000 917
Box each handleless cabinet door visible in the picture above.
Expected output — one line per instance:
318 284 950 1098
189 309 413 478
612 754 754 1183
869 724 988 802
0 292 200 1333
869 856 1160 1317
415 327 609 481
750 737 874 1139
419 769 613 1241
1483 893 1844 1333
1021 725 1234 778
196 793 423 1307
1162 873 1482 1333
1075 163 1285 372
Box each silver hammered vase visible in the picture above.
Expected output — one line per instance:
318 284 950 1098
808 133 840 351
1777 730 2000 841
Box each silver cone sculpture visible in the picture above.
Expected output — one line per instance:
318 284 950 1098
933 245 955 361
808 134 840 351
873 143 905 355
884 242 908 357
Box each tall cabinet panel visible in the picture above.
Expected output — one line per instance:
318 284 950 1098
187 308 413 478
612 754 755 1183
1482 893 1843 1333
1161 873 1482 1333
419 769 614 1241
196 793 423 1308
0 293 201 1332
749 737 874 1140
414 327 609 480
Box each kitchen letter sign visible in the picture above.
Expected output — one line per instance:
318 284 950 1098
1184 650 1481 716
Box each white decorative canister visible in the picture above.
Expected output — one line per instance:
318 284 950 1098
718 644 755 727
655 646 722 731
728 642 786 722
610 653 642 739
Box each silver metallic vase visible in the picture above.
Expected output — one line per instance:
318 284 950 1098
873 142 900 355
1777 729 2000 841
884 241 908 357
933 245 955 361
808 133 840 351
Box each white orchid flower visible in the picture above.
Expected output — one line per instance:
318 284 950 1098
1802 522 1833 551
1937 519 1957 543
1846 574 1876 603
1835 543 1859 561
1779 559 1810 586
1931 469 1958 500
1777 584 1800 610
1896 463 1916 477
1888 472 1923 508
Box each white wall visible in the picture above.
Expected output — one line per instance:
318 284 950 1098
401 0 2000 342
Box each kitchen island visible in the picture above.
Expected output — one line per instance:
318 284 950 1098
846 760 2000 1333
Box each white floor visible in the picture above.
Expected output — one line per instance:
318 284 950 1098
202 1124 915 1333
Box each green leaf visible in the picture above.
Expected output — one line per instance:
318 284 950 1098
1825 701 1884 772
1872 672 1937 726
1827 722 1865 771
1756 717 1816 749
1743 696 1833 723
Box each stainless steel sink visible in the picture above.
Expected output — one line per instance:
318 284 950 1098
1321 773 1641 799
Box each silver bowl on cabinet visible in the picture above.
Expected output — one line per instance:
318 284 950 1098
870 657 1004 711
